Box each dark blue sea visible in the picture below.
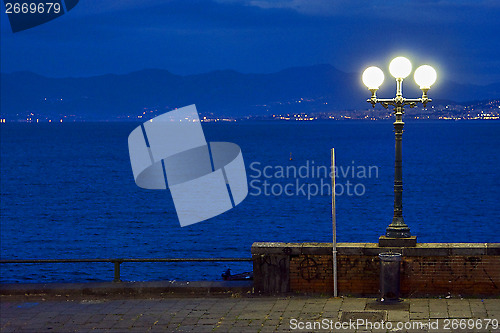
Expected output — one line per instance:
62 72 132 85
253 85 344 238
1 120 499 283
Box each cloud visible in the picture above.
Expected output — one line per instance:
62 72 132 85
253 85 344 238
217 0 500 24
217 0 362 16
1 0 499 84
68 0 174 16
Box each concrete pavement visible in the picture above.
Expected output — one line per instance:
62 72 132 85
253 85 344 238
1 295 499 332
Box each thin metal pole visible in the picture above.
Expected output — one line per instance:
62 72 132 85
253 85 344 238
331 148 337 297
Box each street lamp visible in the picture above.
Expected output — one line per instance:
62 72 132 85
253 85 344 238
362 57 436 247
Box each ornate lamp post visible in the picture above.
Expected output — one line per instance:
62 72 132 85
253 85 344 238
362 57 437 247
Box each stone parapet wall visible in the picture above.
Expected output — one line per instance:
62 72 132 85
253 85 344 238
252 242 500 296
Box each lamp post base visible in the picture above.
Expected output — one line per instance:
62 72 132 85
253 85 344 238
379 236 417 247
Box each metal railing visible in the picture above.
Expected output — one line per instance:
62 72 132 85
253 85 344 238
0 258 253 282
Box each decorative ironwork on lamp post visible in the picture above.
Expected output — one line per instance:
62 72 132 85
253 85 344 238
362 57 437 243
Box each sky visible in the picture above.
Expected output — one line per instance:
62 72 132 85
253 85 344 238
1 0 500 85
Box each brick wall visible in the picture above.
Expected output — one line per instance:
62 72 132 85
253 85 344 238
252 243 500 296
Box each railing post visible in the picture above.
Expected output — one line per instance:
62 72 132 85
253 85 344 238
113 261 122 282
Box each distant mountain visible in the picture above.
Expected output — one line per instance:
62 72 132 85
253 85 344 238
1 65 499 120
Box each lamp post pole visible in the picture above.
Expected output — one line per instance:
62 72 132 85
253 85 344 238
362 58 436 246
388 80 410 238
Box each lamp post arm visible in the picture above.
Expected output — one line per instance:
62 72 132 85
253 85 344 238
367 97 432 109
367 98 396 109
404 97 432 108
376 98 396 103
404 98 421 103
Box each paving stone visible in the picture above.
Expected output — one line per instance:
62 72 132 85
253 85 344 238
470 300 486 311
409 306 428 314
282 310 301 319
447 299 473 318
409 312 429 320
483 299 500 315
429 300 448 310
180 317 200 325
3 296 500 332
448 308 472 318
401 320 432 333
325 298 343 304
263 318 281 326
387 310 409 322
150 324 172 332
175 324 199 332
275 322 294 331
237 311 268 320
340 298 367 311
429 311 448 319
470 311 489 320
196 317 219 325
302 305 324 312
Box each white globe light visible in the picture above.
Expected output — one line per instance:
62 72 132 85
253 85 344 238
389 57 412 79
414 65 437 89
362 66 384 89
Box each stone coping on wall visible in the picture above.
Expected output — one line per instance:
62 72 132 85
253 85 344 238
251 242 500 256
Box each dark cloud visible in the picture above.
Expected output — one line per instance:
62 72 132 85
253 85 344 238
1 0 499 84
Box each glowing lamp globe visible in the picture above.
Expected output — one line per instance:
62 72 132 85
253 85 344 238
414 65 437 89
362 66 384 89
389 57 412 79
